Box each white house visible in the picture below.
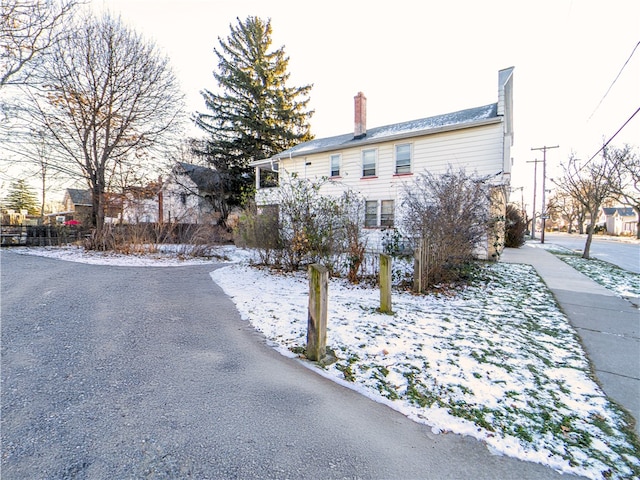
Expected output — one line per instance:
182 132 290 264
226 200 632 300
162 162 224 224
251 67 514 258
600 207 638 236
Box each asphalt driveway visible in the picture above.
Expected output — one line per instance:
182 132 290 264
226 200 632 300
1 250 570 479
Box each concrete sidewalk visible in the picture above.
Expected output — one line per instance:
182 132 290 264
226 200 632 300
501 244 640 437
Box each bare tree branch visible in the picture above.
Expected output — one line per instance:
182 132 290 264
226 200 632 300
0 0 81 87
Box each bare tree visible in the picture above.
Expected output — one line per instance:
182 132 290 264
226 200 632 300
607 145 640 238
554 153 618 258
0 0 80 87
24 12 184 238
547 190 582 233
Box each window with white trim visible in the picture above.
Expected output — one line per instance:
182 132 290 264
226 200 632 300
364 200 395 227
362 148 377 177
330 154 341 177
395 143 412 174
380 200 394 227
365 200 378 227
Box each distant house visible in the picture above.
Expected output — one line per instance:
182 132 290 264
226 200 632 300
162 162 226 224
121 181 162 224
62 188 93 225
600 207 638 236
251 67 514 258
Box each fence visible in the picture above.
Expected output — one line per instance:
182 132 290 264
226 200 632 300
0 224 86 247
0 222 231 248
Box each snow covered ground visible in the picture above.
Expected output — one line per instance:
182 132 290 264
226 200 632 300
10 245 640 479
531 243 640 301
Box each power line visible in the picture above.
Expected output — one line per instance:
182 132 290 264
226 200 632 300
587 40 640 121
584 106 640 166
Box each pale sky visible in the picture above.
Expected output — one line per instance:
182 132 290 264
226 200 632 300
4 0 640 215
93 0 640 213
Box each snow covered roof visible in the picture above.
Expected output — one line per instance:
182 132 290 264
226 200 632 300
263 103 500 163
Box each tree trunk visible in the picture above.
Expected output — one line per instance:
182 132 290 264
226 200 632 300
582 224 593 259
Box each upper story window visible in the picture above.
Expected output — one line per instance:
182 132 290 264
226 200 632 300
395 143 412 174
330 154 341 177
362 148 377 177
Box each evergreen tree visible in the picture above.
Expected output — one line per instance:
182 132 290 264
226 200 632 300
3 179 39 214
195 16 314 221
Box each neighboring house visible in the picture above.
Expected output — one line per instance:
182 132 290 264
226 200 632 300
162 162 225 224
120 182 162 224
62 188 93 225
61 188 137 225
251 67 514 258
600 207 638 236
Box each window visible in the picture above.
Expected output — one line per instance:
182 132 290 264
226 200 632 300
380 200 394 227
365 200 378 227
362 149 377 177
330 154 341 177
364 200 394 227
395 143 411 174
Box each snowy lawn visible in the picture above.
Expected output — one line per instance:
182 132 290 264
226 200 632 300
211 260 640 480
11 245 640 479
558 255 639 300
529 243 640 300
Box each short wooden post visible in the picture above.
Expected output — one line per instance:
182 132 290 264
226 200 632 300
413 244 422 293
379 254 392 313
307 264 328 361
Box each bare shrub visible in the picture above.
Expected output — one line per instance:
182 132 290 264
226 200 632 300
504 204 527 248
83 222 231 256
400 167 491 290
234 201 282 266
235 176 367 281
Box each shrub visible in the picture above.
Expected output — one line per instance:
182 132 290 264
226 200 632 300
504 204 527 247
400 167 491 291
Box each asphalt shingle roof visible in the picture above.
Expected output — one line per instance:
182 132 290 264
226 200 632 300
175 162 223 192
272 103 499 159
66 188 92 206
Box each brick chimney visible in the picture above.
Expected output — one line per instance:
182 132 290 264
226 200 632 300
354 92 367 139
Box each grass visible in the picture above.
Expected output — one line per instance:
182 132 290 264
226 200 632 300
556 254 640 299
319 263 640 479
211 253 640 479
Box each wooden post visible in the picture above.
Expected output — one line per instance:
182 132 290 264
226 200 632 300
413 243 422 293
379 254 392 313
307 264 328 361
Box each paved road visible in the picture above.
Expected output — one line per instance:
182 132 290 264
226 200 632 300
1 251 570 479
542 232 640 273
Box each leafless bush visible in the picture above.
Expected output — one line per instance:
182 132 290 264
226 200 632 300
234 201 282 266
83 222 231 256
400 167 491 290
234 176 367 281
504 204 526 247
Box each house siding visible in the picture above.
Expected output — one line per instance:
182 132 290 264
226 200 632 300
272 122 504 202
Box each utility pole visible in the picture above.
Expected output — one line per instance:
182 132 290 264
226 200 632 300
531 145 559 243
526 159 543 240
